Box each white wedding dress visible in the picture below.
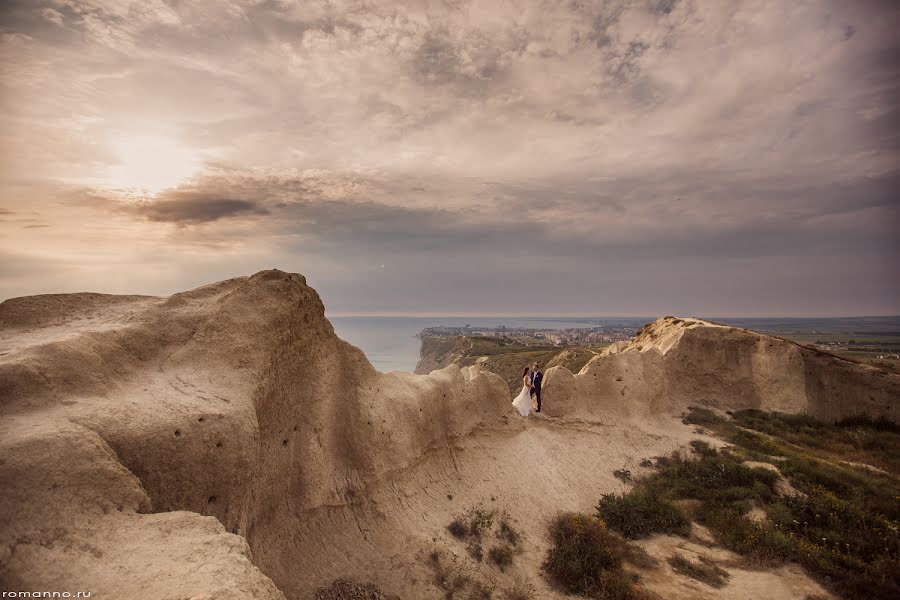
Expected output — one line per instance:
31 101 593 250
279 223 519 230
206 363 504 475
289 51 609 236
511 375 534 417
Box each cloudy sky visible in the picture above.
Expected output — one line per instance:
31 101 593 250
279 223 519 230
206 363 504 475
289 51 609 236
0 0 898 316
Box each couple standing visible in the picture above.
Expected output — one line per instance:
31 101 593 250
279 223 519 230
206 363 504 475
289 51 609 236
511 362 542 417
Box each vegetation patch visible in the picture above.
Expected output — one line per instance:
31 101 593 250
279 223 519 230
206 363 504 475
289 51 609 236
622 409 900 599
447 517 468 539
613 468 633 483
668 553 729 588
488 544 514 571
733 409 900 473
502 579 535 600
467 540 483 562
597 490 690 539
446 506 524 576
543 513 655 599
469 508 495 537
314 579 398 600
497 515 522 547
689 439 717 457
427 550 490 600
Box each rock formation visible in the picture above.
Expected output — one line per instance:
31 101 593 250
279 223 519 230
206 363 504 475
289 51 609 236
0 271 508 599
542 316 899 423
0 273 893 599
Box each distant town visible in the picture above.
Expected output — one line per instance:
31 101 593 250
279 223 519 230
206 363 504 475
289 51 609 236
418 323 642 347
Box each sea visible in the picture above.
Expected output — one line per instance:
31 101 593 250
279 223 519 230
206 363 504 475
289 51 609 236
327 315 900 373
327 316 644 373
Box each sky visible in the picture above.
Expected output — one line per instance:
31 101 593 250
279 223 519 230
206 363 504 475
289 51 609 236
0 0 898 317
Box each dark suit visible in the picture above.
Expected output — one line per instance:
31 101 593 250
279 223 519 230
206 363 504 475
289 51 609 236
530 370 543 412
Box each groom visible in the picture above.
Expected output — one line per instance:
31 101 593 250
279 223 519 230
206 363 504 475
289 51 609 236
530 362 543 413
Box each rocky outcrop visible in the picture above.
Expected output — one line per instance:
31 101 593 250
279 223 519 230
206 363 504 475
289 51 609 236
0 270 509 599
414 335 467 374
542 316 900 423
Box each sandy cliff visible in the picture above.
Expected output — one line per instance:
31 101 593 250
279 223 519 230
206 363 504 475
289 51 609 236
0 271 509 599
1 273 894 599
541 316 899 423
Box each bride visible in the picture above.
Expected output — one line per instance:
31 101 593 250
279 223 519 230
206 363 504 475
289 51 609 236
511 366 534 416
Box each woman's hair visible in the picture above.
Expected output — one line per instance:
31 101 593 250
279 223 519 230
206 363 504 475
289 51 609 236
522 367 530 378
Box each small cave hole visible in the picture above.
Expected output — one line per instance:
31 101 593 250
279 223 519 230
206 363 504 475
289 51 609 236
174 430 181 437
198 417 205 423
207 495 217 504
282 439 289 447
215 441 223 448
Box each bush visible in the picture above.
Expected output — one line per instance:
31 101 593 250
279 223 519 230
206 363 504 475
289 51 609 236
447 507 496 542
613 468 632 483
488 544 514 571
470 508 495 536
503 579 534 600
689 440 717 457
597 491 690 539
836 414 898 432
683 407 726 425
668 553 729 588
644 407 900 599
698 505 794 566
498 517 521 547
448 518 468 539
543 514 651 599
646 452 778 501
467 541 483 562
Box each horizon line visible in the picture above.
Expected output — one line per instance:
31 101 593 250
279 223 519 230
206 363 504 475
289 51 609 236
325 312 900 319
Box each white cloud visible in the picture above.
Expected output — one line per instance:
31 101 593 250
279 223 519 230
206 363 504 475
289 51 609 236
0 0 898 314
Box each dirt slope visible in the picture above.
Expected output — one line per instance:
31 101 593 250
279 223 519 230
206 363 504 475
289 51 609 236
1 272 891 599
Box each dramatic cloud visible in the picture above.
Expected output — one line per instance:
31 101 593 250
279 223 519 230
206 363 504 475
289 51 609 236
0 0 898 316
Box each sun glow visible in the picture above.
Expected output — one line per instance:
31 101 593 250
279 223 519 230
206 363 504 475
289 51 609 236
103 136 201 194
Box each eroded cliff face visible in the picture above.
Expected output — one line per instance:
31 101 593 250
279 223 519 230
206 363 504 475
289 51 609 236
0 270 509 599
542 316 900 423
0 275 895 599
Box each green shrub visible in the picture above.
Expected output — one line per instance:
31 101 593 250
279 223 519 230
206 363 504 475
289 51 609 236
698 505 794 566
668 553 729 588
645 452 778 501
778 456 900 520
689 440 717 457
733 409 900 473
683 407 726 425
597 491 690 539
543 513 651 599
650 407 900 599
836 414 898 432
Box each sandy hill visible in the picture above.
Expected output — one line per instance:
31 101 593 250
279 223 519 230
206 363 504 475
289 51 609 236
0 271 896 600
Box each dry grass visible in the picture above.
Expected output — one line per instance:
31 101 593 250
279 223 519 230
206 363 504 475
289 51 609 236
668 553 730 588
543 513 655 600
